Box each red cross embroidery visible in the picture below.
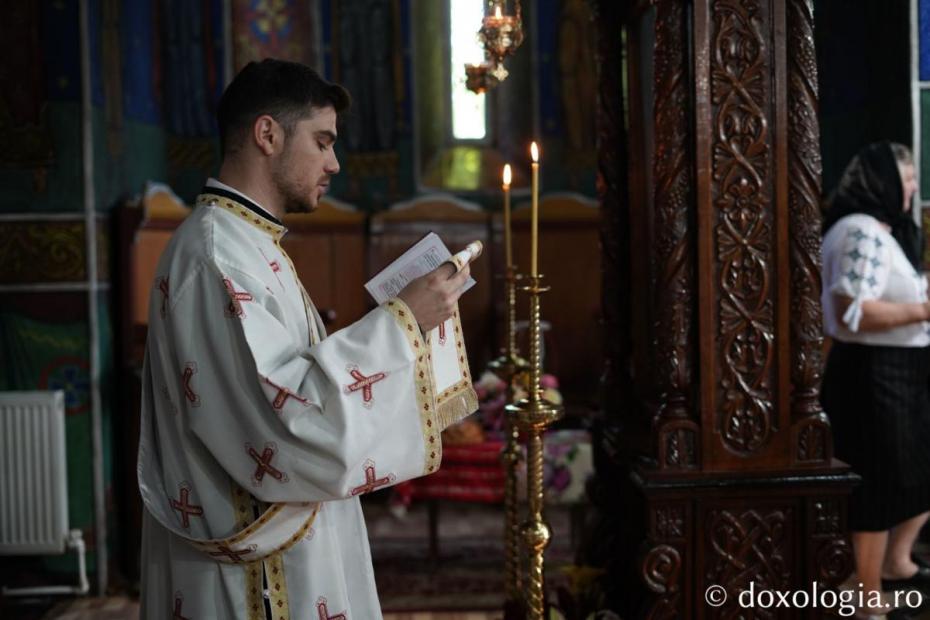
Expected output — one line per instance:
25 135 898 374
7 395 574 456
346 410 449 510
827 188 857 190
208 543 254 563
316 597 347 620
223 278 254 318
438 321 447 345
350 460 395 496
246 442 288 485
181 362 200 407
170 485 203 529
157 277 170 318
259 247 284 288
343 364 387 409
173 592 189 620
263 376 310 410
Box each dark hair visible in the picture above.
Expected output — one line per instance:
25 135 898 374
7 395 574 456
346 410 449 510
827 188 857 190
217 58 351 156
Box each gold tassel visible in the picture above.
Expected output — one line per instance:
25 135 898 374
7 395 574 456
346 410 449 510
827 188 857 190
436 385 480 430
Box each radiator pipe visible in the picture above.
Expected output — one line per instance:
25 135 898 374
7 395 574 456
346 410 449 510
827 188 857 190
2 531 90 597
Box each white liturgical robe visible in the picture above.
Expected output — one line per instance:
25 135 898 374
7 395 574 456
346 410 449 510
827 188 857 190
137 184 477 619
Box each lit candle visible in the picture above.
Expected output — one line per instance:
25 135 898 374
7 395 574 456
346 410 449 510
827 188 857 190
495 4 502 18
503 164 512 269
530 142 539 277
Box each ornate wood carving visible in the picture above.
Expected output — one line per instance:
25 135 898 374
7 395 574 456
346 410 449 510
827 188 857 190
810 499 854 588
786 0 833 465
813 499 841 535
705 507 792 616
657 419 699 470
708 0 777 456
794 416 831 463
643 543 682 594
589 1 856 616
595 0 634 428
641 503 689 618
653 0 699 470
642 543 681 619
654 505 687 541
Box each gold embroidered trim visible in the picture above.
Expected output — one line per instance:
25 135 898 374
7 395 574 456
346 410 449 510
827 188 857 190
384 298 442 474
246 561 264 620
198 193 320 345
196 193 287 240
437 383 480 430
187 503 317 565
264 553 290 620
271 505 319 555
426 308 479 429
226 502 284 546
230 482 265 620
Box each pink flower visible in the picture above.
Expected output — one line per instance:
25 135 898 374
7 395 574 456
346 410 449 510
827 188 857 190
541 374 559 389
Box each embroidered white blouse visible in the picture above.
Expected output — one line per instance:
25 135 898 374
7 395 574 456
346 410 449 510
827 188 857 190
821 213 930 347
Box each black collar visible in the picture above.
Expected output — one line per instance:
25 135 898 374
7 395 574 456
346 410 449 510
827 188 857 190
202 185 283 226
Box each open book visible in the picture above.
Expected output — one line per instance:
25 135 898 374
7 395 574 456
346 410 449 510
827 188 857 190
364 233 481 304
366 232 482 427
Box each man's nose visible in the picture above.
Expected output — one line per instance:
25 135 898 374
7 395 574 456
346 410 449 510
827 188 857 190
326 152 340 175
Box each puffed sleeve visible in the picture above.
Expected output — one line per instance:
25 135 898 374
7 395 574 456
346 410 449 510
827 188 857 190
827 222 891 332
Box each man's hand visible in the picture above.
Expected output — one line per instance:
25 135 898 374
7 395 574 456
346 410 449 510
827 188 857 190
397 261 472 333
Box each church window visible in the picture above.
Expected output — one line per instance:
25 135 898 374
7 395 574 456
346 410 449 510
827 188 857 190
449 0 488 140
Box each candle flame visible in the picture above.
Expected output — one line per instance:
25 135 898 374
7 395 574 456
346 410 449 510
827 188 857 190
531 141 539 163
495 5 502 18
503 164 512 187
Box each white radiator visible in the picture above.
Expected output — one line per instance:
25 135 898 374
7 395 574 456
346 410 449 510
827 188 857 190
0 391 87 596
0 391 68 555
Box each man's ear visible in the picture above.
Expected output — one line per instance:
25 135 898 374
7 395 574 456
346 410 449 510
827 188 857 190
253 115 280 156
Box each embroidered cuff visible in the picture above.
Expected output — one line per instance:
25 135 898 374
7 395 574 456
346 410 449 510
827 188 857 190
382 298 442 474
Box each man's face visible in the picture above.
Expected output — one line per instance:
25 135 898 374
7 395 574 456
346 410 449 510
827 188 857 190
271 106 340 214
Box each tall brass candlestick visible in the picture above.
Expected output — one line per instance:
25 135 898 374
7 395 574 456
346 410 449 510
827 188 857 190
530 142 539 277
506 275 563 620
503 164 513 269
489 163 527 613
489 268 526 611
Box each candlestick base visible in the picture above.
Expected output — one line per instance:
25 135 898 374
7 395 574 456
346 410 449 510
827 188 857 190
506 397 564 430
488 353 529 380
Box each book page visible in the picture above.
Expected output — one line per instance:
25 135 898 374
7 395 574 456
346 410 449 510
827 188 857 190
365 232 477 305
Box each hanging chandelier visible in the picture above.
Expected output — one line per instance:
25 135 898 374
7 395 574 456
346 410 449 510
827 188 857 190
465 0 524 93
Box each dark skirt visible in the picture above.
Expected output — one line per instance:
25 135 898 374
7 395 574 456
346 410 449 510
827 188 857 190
821 341 930 531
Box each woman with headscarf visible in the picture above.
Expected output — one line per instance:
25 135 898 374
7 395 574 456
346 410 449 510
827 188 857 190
821 141 930 618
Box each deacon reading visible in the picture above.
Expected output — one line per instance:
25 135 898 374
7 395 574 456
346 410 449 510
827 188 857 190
137 59 479 619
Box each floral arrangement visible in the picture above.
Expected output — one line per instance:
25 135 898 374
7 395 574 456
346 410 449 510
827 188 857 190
472 370 563 433
441 370 563 444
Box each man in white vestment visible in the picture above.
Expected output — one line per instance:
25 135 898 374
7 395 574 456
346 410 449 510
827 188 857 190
138 59 475 619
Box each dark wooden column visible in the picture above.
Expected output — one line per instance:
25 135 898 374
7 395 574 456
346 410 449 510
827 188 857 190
586 0 859 617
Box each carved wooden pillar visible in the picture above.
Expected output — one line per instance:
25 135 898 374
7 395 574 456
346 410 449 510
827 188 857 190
589 0 859 617
651 0 699 472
